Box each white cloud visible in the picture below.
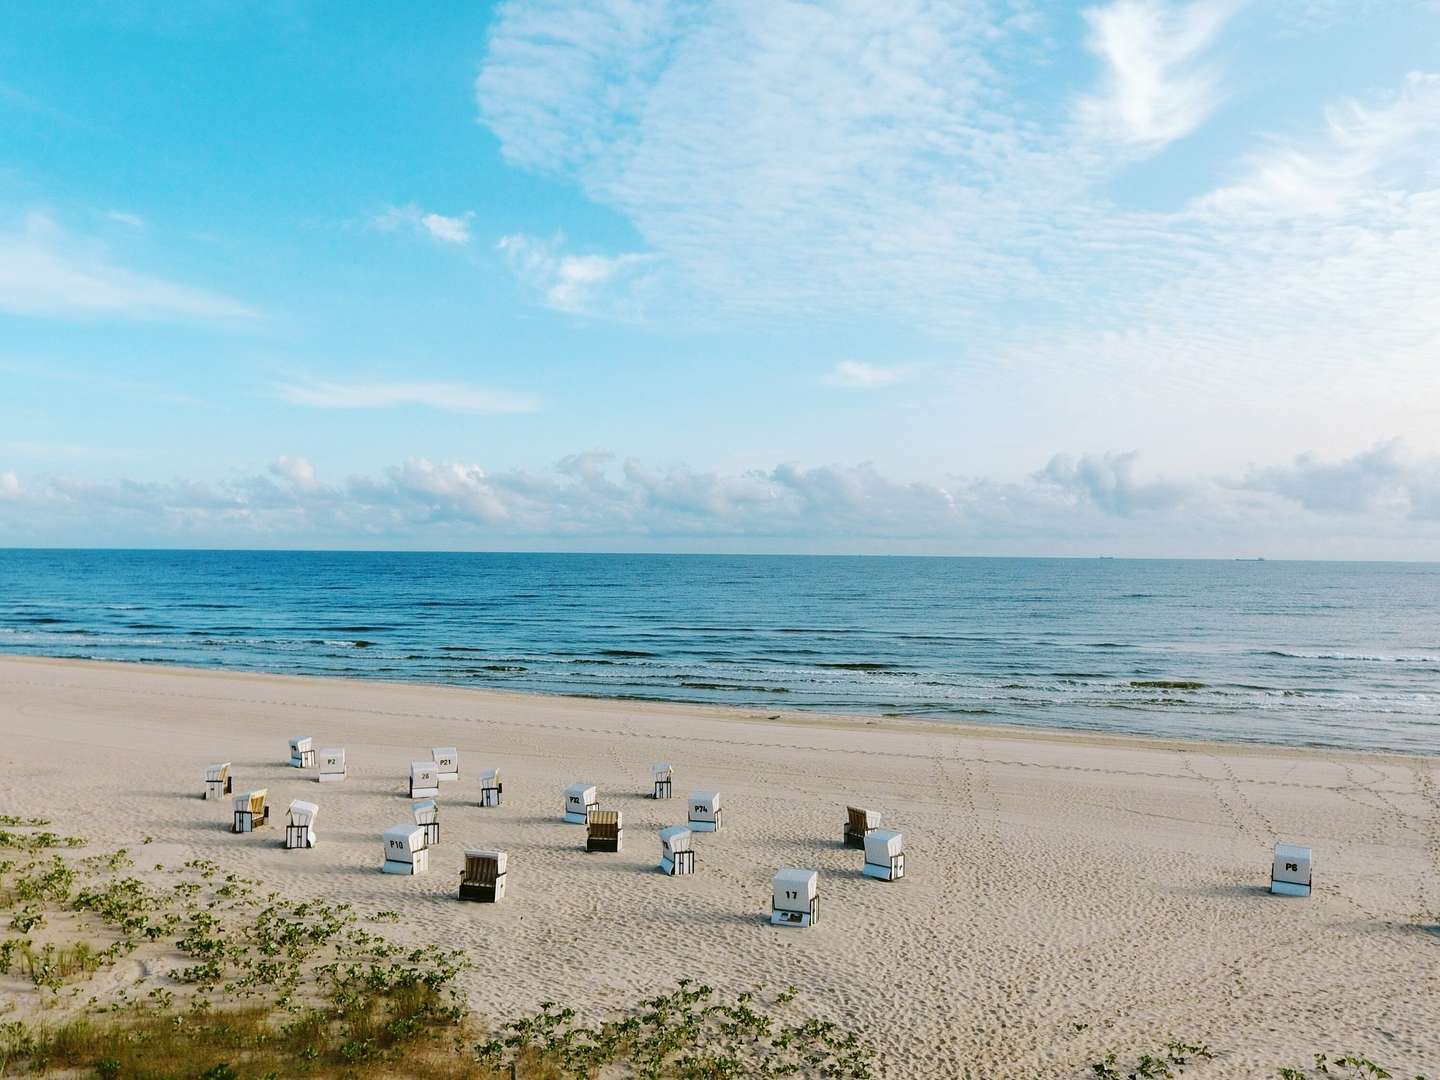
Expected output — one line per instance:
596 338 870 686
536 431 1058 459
824 361 908 389
6 442 1440 555
106 211 144 228
1077 0 1242 147
497 233 653 315
0 211 255 321
274 377 540 415
372 203 474 245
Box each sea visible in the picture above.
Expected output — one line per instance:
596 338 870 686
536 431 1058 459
0 549 1436 753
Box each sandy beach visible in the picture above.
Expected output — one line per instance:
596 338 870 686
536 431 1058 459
0 654 1435 1077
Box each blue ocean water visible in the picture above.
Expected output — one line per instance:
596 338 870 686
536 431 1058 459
0 549 1436 753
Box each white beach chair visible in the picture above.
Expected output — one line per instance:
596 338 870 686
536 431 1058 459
410 760 439 799
412 798 439 847
204 762 232 801
431 746 459 783
564 782 597 824
862 829 905 881
844 806 880 848
1270 842 1313 897
382 824 429 875
586 808 623 853
659 825 694 875
317 747 346 782
459 849 507 903
479 767 502 807
232 789 269 834
651 762 673 800
289 735 315 769
285 799 319 849
771 868 818 927
687 790 722 833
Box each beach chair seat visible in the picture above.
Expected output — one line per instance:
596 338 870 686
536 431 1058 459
651 762 673 800
285 799 319 849
232 789 269 833
480 767 502 807
844 806 880 848
862 829 905 881
289 736 315 769
771 868 818 927
564 782 597 824
459 849 507 903
412 799 439 846
382 825 429 875
410 760 440 799
318 747 346 782
1270 842 1312 897
659 825 694 875
204 762 232 801
431 746 459 783
586 808 623 853
687 790 722 832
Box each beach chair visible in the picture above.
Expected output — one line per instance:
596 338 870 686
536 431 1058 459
659 825 694 875
204 762 232 801
285 800 318 849
479 767 502 807
289 736 315 769
771 868 818 927
459 849 507 903
318 747 346 782
862 829 905 881
410 760 439 799
651 762 673 800
687 790 722 833
564 782 597 824
1270 842 1312 897
412 799 439 846
232 789 269 833
844 806 880 848
586 809 623 853
382 824 429 875
431 746 459 783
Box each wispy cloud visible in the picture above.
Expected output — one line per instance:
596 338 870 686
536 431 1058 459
824 361 908 389
372 203 475 245
106 211 144 228
6 442 1440 554
274 376 539 415
0 211 255 321
496 233 653 315
1077 0 1243 147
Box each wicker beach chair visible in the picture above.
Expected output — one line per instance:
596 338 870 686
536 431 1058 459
459 849 507 903
862 829 905 881
409 760 439 798
564 783 597 824
232 789 269 833
771 868 818 927
431 746 459 783
1270 842 1312 897
289 736 315 769
204 762 232 801
586 808 623 853
285 799 318 849
687 790 722 832
479 767 502 807
659 825 694 875
318 747 346 782
651 762 673 800
844 806 880 848
412 799 439 846
382 825 428 875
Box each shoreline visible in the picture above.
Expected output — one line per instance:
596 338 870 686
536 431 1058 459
1 654 1435 1076
0 651 1424 763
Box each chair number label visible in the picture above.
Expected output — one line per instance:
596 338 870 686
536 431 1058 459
1285 862 1298 872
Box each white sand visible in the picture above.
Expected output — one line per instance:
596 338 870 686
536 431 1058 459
0 655 1436 1077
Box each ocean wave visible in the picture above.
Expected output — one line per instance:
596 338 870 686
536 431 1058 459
1259 649 1440 663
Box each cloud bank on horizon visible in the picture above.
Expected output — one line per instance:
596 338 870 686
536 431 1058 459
2 1 1440 555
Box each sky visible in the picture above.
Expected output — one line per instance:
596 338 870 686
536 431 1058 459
2 0 1440 557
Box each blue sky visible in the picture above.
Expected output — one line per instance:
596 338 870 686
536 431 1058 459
3 0 1440 556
